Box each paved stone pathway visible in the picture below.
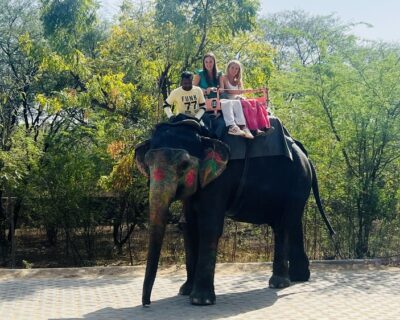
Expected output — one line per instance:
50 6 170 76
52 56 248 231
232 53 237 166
0 262 399 319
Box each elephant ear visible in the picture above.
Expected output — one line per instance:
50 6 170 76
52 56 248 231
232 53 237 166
199 137 230 188
134 140 151 178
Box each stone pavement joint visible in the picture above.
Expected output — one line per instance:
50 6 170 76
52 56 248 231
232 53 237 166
0 261 399 320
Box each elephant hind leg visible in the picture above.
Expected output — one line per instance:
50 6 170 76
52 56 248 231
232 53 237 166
269 274 291 289
269 226 291 289
289 256 310 282
289 262 310 282
288 220 310 282
179 280 194 296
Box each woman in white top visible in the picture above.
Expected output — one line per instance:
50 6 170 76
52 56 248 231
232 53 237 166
220 60 253 139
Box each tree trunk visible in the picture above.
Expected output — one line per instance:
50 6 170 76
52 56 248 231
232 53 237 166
65 229 70 257
0 191 7 247
46 227 58 246
7 198 20 242
0 193 9 263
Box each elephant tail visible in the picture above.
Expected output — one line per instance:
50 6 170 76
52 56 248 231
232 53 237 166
310 161 336 237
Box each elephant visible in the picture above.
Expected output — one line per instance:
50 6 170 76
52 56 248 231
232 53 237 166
135 118 334 306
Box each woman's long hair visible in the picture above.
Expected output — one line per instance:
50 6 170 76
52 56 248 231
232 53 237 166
202 52 219 86
226 60 243 85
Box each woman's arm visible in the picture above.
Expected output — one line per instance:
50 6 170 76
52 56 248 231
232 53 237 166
219 74 225 90
193 74 210 96
236 80 244 99
222 75 237 95
221 77 244 97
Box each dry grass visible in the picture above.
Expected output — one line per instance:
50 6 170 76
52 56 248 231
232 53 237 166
4 221 332 268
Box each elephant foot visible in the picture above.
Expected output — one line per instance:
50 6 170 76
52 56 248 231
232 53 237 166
190 289 216 305
179 281 193 296
142 297 151 307
289 267 310 282
269 275 291 289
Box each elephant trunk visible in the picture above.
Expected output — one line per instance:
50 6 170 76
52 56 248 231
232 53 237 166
142 218 167 306
142 178 176 306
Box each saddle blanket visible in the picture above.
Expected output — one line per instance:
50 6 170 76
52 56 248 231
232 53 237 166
221 116 294 160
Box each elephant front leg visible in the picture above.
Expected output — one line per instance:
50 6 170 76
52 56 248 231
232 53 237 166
189 190 226 305
190 238 219 305
190 209 224 305
269 226 291 288
179 219 198 295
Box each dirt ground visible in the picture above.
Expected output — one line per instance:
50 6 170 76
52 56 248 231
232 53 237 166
2 223 277 268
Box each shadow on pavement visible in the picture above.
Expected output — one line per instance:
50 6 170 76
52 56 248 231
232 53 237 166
51 288 291 320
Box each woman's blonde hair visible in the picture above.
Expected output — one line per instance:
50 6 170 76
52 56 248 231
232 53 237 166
226 60 243 84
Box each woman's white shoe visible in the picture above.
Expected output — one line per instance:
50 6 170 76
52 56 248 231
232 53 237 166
228 125 246 136
242 128 254 139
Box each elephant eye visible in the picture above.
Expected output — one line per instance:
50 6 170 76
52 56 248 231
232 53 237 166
178 160 190 172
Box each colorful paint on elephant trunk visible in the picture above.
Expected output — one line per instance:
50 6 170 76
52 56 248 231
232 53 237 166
148 160 177 226
146 149 200 209
152 168 166 182
149 175 176 216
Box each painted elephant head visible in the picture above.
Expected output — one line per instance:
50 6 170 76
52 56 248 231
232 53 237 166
134 119 229 305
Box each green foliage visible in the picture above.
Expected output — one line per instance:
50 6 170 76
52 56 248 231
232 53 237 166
40 0 99 54
33 126 109 212
0 128 43 192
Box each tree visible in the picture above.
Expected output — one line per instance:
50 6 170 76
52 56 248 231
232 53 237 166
30 123 112 263
0 0 137 263
40 0 100 55
262 11 400 258
0 0 45 259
